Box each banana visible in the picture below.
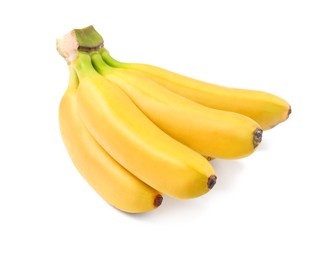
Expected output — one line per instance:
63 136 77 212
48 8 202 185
90 52 263 159
59 66 163 213
72 52 216 199
100 48 291 130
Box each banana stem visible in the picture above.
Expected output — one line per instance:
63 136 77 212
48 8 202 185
71 52 97 79
100 48 125 68
91 52 113 75
74 25 104 50
57 25 104 63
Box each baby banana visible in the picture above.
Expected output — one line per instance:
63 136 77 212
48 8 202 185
59 66 163 213
100 48 291 130
91 52 263 159
72 52 216 199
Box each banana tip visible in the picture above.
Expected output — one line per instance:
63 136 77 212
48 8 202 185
287 106 292 118
154 194 163 208
208 175 217 189
253 128 263 148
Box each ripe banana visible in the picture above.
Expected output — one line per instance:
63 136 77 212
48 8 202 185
72 51 216 199
90 52 263 159
100 48 291 130
59 66 163 213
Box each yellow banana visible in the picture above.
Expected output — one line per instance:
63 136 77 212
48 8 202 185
72 52 216 199
100 48 291 130
59 66 163 213
91 52 263 159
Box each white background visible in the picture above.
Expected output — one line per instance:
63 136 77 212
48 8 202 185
1 0 321 259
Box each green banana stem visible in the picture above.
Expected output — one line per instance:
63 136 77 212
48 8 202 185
72 52 98 79
91 52 114 75
99 48 126 68
74 25 104 50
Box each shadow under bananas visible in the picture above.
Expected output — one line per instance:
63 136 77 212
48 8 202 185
120 159 246 222
209 159 245 192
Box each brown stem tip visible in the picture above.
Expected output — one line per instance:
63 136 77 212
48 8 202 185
154 194 163 207
287 105 292 118
253 128 263 148
208 175 217 189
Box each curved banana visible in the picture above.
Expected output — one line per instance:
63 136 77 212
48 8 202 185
90 52 263 159
59 66 163 213
72 52 216 199
100 48 291 130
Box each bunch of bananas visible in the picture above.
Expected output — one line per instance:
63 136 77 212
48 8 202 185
57 26 291 213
